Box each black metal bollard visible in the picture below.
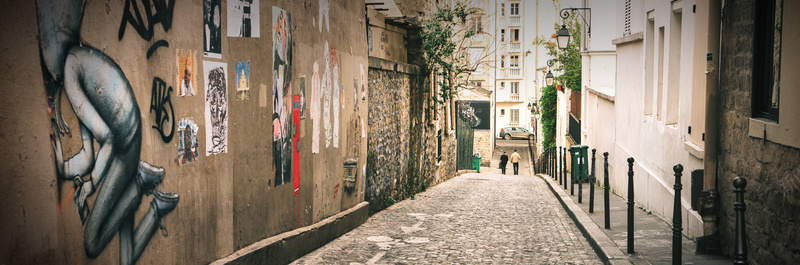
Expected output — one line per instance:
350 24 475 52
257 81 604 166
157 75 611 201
590 149 596 213
733 176 748 265
552 148 556 178
578 155 583 204
672 164 683 265
551 148 555 177
603 152 610 229
563 148 567 190
547 148 551 176
571 152 575 195
559 147 563 184
627 157 635 254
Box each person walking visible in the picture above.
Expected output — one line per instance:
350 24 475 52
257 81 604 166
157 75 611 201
499 151 509 174
510 150 521 175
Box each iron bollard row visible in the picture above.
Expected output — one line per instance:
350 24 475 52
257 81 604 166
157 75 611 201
550 147 748 265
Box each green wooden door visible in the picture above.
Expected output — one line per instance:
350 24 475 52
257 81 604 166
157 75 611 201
456 117 475 171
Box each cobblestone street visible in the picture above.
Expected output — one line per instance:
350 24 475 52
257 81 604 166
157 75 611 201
292 142 602 264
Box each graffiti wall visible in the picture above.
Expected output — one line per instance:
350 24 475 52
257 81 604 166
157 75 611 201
0 0 368 264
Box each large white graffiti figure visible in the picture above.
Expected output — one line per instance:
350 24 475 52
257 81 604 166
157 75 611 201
37 0 179 264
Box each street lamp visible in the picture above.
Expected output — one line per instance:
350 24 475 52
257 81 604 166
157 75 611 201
556 24 571 50
545 60 555 86
557 8 592 50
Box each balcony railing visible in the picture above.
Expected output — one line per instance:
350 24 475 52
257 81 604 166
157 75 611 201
509 41 521 51
510 94 520 101
510 15 521 26
508 68 521 76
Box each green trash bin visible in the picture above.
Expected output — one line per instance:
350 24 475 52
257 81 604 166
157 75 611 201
473 153 482 173
568 145 589 182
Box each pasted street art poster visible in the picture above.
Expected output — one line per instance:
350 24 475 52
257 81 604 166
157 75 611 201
235 60 250 100
311 62 321 153
177 49 197 96
37 0 180 263
228 0 260 37
273 6 292 186
178 118 199 164
204 0 222 58
203 61 228 155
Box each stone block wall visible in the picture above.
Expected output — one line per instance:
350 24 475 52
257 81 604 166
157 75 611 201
717 0 800 264
367 62 412 212
366 56 457 213
474 130 493 166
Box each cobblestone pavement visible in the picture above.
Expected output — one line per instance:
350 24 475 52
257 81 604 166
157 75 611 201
291 171 603 264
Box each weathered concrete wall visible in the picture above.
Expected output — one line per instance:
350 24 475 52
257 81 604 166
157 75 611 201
716 0 800 263
0 0 368 264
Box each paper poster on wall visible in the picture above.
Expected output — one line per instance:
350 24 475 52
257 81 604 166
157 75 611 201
311 62 321 153
235 60 250 100
332 64 340 148
360 64 366 102
204 0 222 58
273 6 293 186
323 42 332 148
176 49 197 96
203 61 228 155
227 0 259 37
178 118 199 164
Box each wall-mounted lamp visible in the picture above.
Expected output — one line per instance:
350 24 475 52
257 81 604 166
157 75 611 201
557 8 591 50
545 60 555 86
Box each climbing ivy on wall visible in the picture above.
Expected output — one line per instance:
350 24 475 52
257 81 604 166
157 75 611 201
540 85 557 149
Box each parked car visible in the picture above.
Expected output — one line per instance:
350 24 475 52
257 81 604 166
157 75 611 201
499 126 534 140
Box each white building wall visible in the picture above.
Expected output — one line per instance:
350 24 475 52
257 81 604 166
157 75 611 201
604 0 705 239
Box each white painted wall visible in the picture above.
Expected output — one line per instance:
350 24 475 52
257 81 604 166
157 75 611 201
600 0 706 238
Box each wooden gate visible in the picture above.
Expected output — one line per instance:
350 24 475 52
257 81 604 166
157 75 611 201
456 116 475 171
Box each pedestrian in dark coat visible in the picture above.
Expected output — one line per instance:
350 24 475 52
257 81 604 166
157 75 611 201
500 151 509 174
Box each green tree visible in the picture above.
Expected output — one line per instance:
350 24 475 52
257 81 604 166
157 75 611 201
420 0 494 101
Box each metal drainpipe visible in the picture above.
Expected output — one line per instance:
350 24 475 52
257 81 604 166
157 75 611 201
702 0 723 236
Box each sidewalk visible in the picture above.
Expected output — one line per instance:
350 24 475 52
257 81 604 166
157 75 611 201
536 169 733 265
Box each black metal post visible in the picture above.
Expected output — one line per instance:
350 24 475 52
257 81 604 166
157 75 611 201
563 148 567 189
590 149 596 213
734 176 748 265
627 157 635 254
552 148 556 177
544 147 553 175
603 152 610 229
553 148 557 178
672 164 683 265
550 146 558 178
558 147 563 184
578 155 583 204
571 152 575 195
548 148 552 176
546 148 550 176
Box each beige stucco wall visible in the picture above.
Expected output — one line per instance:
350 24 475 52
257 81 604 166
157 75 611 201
0 0 368 264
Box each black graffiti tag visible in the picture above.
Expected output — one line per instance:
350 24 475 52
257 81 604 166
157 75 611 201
119 0 175 58
150 77 175 142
